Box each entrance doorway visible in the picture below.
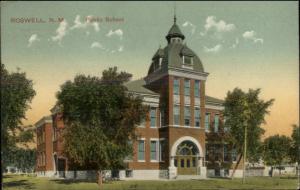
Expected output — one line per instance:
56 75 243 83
175 141 199 175
57 158 66 178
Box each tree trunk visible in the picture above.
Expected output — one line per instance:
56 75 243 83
97 170 103 188
230 154 242 179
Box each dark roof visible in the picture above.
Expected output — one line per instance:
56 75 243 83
206 95 224 104
166 24 185 41
152 48 164 60
180 44 194 56
161 43 204 72
125 79 158 96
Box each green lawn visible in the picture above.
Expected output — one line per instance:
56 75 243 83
3 174 298 190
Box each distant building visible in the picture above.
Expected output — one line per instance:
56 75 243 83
35 16 243 180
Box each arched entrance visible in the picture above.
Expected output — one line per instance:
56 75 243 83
174 140 199 175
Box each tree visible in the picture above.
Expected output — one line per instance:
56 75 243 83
224 88 274 179
56 67 147 186
3 147 36 173
1 63 36 170
263 135 292 176
290 124 300 164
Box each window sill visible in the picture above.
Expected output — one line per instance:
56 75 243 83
138 160 145 162
150 160 159 163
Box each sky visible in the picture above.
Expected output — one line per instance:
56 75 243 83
1 1 299 137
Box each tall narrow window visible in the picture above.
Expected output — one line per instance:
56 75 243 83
194 107 200 127
194 80 200 97
138 140 145 161
224 145 229 162
184 106 191 126
150 107 157 127
184 79 190 96
205 113 210 131
173 78 180 95
231 146 237 162
173 105 180 125
214 115 219 132
150 141 158 161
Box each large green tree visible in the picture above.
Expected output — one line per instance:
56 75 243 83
56 67 147 185
290 124 300 164
3 147 36 173
263 135 292 176
1 64 36 169
224 88 274 178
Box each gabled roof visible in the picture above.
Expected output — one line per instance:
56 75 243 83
125 79 158 96
206 95 224 105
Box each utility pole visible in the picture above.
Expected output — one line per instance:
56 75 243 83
242 120 247 184
242 100 249 184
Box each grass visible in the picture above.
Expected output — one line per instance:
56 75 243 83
2 174 298 190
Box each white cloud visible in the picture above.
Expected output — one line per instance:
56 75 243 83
90 42 104 49
204 16 235 33
106 29 123 39
27 34 40 47
118 45 124 52
242 30 263 44
51 20 68 43
70 15 100 32
242 30 255 39
182 21 196 35
204 44 222 53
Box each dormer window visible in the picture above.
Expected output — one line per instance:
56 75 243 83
183 56 193 65
182 55 193 69
153 57 162 72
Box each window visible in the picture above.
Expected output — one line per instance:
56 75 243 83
224 117 228 132
184 106 191 126
181 159 184 167
194 107 200 127
224 145 230 162
194 80 200 97
173 78 180 95
150 141 158 161
173 105 180 125
231 147 237 162
214 115 219 132
184 79 190 96
183 56 193 65
205 113 210 131
138 140 145 161
150 107 157 127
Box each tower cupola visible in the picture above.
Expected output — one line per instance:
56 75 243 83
166 15 185 44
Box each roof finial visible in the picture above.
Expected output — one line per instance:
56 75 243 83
173 1 177 24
